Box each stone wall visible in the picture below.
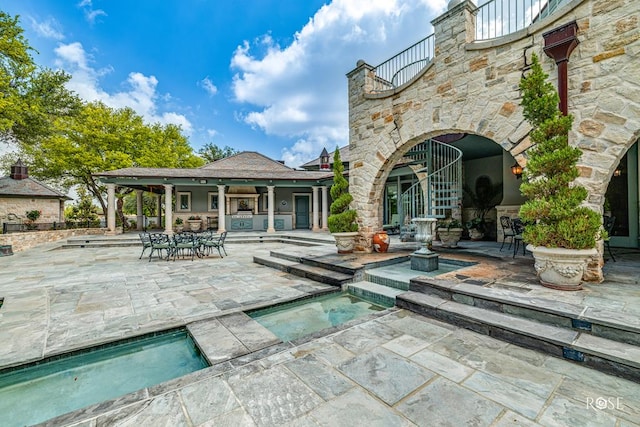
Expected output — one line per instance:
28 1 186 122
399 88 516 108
0 197 63 224
347 0 640 280
0 228 110 253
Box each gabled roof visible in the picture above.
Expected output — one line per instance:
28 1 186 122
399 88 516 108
200 151 293 172
95 151 333 181
0 176 70 199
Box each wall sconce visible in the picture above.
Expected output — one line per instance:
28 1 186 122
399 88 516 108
613 167 622 177
199 179 207 184
511 162 523 179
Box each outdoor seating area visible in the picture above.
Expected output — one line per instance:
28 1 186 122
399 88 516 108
139 231 228 261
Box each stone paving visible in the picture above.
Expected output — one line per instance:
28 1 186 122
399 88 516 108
0 234 639 426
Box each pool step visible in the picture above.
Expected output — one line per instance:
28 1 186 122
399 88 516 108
347 281 405 307
397 291 640 382
364 271 410 291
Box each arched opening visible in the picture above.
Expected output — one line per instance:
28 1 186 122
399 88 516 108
377 132 524 243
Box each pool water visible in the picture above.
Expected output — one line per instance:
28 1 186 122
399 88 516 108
0 330 208 427
249 292 388 342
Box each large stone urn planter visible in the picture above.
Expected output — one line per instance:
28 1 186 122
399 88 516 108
187 220 202 232
437 228 463 248
527 245 598 291
332 232 358 254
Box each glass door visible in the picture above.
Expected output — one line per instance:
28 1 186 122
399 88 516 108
605 141 639 248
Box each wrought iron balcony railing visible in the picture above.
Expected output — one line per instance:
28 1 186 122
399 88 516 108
475 0 570 41
370 34 435 93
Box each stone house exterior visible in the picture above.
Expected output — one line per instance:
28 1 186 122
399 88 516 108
345 0 640 281
0 160 69 231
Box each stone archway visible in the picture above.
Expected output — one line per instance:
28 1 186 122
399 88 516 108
346 0 640 282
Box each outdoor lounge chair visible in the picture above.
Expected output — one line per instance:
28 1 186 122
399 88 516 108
383 214 401 234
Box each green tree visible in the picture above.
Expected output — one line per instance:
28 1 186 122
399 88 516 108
198 143 239 163
0 12 80 145
65 187 100 226
19 101 203 225
327 147 358 233
518 54 601 249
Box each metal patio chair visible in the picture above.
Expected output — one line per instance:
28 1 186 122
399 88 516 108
499 216 515 252
512 218 526 258
148 233 173 262
202 231 227 258
138 232 152 259
603 215 616 262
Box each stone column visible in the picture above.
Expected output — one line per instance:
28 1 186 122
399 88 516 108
217 185 226 233
156 194 162 229
312 186 320 232
321 186 329 231
135 189 144 231
106 183 116 233
164 184 173 235
267 185 275 233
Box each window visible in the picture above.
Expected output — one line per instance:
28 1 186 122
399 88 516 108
176 192 191 212
208 192 219 211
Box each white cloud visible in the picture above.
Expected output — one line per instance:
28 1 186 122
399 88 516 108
54 42 193 134
230 0 447 167
77 0 107 24
200 77 218 96
28 16 64 40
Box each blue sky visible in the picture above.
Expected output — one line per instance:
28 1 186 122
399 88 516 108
4 0 448 167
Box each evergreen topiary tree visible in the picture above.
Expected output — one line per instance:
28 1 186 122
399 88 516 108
327 147 358 233
518 54 601 249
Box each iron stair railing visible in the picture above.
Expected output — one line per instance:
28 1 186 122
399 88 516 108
400 139 463 223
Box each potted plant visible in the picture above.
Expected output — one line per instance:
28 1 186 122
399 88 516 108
175 217 184 232
25 209 41 230
518 53 602 290
327 147 358 253
463 178 502 240
187 215 202 232
436 218 463 248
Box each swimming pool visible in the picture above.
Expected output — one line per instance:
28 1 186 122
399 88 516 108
248 292 389 342
0 329 208 427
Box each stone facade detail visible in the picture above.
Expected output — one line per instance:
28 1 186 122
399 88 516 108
0 197 63 225
347 0 640 281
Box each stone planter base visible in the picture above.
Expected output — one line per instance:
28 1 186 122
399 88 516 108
528 245 598 291
437 228 463 248
332 232 358 254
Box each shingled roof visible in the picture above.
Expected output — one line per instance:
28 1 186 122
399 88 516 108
95 151 333 181
0 176 70 199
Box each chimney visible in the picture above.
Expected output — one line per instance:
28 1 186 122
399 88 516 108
10 159 29 180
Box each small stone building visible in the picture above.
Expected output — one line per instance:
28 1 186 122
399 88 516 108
0 160 70 231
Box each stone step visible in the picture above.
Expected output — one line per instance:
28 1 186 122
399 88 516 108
409 276 640 347
347 281 405 307
268 250 361 276
397 291 640 382
253 255 299 272
253 255 352 287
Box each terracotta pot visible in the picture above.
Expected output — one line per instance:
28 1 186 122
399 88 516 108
372 231 390 253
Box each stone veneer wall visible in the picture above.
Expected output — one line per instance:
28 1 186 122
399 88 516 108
0 197 63 224
347 0 640 281
0 228 110 253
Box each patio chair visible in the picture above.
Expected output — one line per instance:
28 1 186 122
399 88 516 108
138 232 152 259
172 232 199 261
499 216 515 252
202 231 227 258
603 215 616 262
512 218 526 258
383 214 401 235
148 233 172 262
